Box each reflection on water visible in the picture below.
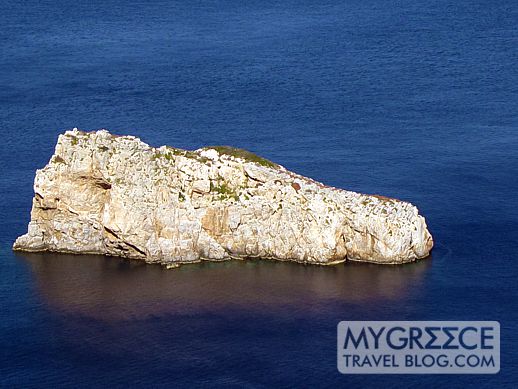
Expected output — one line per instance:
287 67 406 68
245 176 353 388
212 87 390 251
18 252 431 320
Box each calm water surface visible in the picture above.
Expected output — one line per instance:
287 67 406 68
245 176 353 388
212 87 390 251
1 0 517 387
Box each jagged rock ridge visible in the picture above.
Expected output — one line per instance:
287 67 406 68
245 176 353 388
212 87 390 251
14 129 433 266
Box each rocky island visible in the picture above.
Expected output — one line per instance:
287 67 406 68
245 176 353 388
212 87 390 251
14 129 433 266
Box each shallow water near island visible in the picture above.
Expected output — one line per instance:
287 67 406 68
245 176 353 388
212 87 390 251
1 0 518 387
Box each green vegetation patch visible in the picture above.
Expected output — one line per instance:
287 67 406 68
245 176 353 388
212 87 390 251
210 180 239 201
65 134 79 146
206 146 278 168
151 145 275 167
153 147 209 164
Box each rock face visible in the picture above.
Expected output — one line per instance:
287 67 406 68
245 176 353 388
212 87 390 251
14 129 433 265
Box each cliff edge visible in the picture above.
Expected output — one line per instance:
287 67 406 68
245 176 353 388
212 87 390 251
14 129 433 265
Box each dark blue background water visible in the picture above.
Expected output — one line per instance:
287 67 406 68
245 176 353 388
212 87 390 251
1 0 517 387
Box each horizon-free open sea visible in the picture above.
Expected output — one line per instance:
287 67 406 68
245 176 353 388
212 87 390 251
1 0 517 387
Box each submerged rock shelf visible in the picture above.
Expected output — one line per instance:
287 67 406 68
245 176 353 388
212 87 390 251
14 129 433 265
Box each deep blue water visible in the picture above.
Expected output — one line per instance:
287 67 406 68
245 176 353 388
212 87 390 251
1 0 517 387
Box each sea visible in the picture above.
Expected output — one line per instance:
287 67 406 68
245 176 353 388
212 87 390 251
1 0 517 387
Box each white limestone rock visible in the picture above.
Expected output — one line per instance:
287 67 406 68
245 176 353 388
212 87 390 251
13 129 433 265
